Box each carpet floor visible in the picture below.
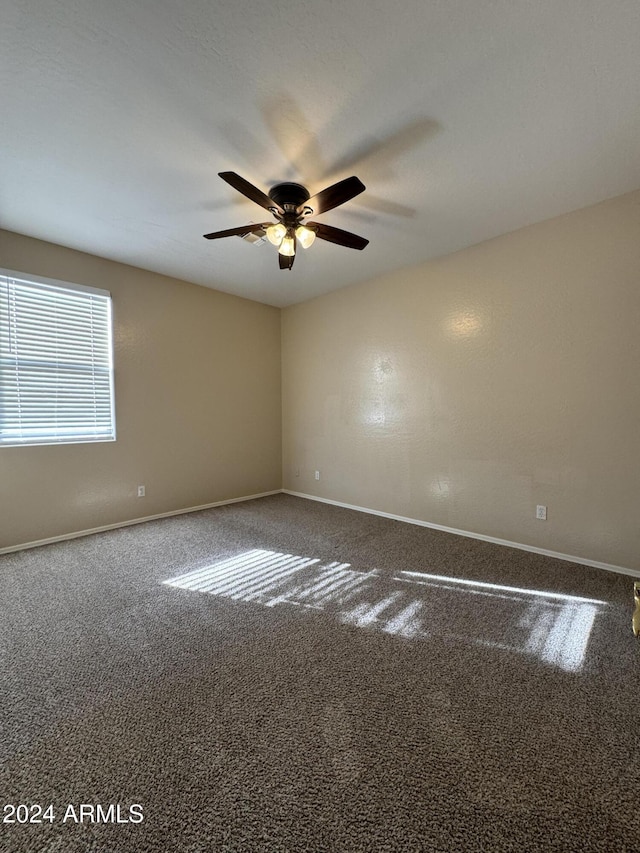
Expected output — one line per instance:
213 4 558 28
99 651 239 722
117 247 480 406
0 493 639 852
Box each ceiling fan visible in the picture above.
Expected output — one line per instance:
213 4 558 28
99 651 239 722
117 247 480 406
203 172 369 270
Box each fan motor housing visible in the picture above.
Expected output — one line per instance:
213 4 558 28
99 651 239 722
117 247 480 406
269 182 310 210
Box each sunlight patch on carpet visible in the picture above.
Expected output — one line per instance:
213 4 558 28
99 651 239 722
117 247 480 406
397 570 606 672
163 550 606 671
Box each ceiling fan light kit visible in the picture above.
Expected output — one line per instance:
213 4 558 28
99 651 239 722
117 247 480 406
204 172 369 271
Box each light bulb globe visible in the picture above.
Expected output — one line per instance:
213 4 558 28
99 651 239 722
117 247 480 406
266 223 287 246
296 225 316 249
280 234 296 257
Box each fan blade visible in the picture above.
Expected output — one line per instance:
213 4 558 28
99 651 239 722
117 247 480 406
203 223 271 240
219 172 284 215
279 252 295 270
298 176 365 215
309 222 369 250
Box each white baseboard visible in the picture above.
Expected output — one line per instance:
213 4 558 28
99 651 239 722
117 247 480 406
5 487 638 579
0 490 282 555
282 489 639 579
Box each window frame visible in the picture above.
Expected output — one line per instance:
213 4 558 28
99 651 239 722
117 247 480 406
0 267 116 448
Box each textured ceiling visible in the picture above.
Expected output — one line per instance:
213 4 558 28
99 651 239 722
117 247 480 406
2 0 640 307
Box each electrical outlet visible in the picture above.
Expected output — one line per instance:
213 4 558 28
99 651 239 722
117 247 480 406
315 470 320 480
536 504 547 520
137 485 146 497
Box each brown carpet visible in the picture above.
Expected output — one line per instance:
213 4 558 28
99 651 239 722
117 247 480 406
1 493 639 852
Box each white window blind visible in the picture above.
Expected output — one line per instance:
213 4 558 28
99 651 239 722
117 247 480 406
0 270 115 446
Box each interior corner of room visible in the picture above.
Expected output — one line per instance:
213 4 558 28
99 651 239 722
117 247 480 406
1 186 639 576
4 5 640 848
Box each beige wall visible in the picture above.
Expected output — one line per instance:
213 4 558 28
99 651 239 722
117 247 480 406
0 230 282 549
282 190 640 571
3 190 639 568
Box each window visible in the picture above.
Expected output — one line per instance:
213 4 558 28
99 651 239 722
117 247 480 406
0 269 115 446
